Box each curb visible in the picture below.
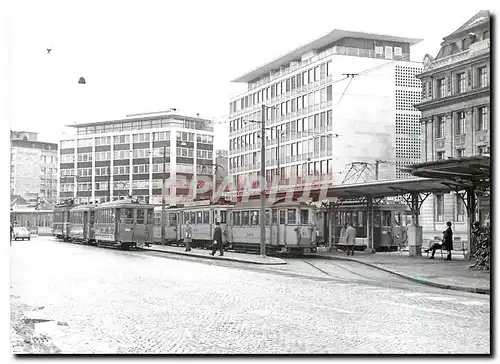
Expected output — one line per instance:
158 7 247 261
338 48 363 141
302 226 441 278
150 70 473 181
143 247 287 266
314 254 490 295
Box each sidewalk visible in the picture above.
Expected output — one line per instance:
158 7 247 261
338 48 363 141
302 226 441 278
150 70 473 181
314 248 490 294
142 244 287 265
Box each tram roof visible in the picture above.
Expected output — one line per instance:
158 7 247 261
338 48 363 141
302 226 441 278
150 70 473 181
96 200 155 209
324 177 455 198
70 204 97 211
233 198 311 209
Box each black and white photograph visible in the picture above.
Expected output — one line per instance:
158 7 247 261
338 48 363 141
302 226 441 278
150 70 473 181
3 0 493 356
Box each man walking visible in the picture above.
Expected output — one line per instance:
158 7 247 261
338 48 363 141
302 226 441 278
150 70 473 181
184 221 192 252
345 222 356 256
210 222 223 256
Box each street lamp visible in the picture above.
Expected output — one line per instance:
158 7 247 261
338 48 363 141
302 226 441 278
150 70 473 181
149 147 170 246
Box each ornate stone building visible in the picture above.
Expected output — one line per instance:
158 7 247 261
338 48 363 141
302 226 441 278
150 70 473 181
414 11 490 240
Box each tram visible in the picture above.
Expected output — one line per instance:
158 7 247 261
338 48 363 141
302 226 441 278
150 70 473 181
53 199 76 241
317 199 411 252
68 204 96 244
229 199 318 255
152 200 233 249
94 199 154 249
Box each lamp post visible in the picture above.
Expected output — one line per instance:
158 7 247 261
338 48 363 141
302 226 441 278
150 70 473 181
161 145 167 246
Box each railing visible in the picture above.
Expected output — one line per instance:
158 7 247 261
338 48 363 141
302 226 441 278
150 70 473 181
431 39 489 70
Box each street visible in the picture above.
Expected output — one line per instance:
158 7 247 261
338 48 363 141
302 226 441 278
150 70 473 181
11 237 490 354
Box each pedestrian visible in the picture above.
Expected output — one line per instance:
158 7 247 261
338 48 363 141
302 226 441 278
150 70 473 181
210 222 223 256
424 221 453 260
345 222 356 256
184 221 192 252
442 221 453 261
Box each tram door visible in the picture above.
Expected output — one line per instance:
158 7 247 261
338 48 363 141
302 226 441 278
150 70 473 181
270 209 279 246
83 211 89 239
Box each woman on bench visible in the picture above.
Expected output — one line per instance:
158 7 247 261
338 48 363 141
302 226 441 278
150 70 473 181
424 221 453 260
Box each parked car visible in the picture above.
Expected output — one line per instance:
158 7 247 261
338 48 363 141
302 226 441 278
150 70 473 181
13 227 31 241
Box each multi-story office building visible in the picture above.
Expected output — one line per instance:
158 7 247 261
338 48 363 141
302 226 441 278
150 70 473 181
10 131 58 205
415 11 490 238
228 29 423 190
58 112 215 206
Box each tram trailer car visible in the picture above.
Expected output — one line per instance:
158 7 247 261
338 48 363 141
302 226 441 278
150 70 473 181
94 199 154 250
177 203 232 249
229 199 318 256
53 200 75 241
151 206 180 245
68 204 96 245
324 202 411 252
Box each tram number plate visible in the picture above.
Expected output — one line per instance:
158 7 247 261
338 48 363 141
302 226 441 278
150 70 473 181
246 232 254 237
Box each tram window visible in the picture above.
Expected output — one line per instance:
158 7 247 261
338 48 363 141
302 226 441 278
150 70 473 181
279 210 285 224
90 211 95 224
154 214 160 226
147 209 153 224
203 211 210 224
220 211 227 224
169 213 177 226
233 212 241 225
358 211 364 226
394 212 402 226
184 212 189 223
137 209 145 224
381 211 391 226
196 212 203 224
123 209 134 224
272 209 278 224
250 210 259 225
287 209 296 224
265 211 270 225
242 211 250 225
190 212 196 224
374 211 381 227
335 212 341 226
300 209 309 225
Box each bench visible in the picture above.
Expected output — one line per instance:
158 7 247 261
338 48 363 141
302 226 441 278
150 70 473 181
424 236 467 258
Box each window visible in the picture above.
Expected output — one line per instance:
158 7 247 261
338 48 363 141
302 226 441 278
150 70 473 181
456 195 465 222
113 135 130 145
438 78 446 98
456 112 465 134
136 209 145 224
456 149 465 158
437 116 446 138
435 194 444 222
478 107 488 131
300 210 309 225
437 151 445 160
242 211 249 225
279 210 285 224
250 211 259 225
478 67 488 88
478 146 489 155
287 209 296 224
456 73 466 93
233 212 241 225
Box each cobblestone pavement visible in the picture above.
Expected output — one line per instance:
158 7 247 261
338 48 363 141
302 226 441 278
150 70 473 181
11 237 490 354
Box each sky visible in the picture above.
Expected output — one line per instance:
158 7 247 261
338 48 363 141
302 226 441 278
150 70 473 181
3 0 498 151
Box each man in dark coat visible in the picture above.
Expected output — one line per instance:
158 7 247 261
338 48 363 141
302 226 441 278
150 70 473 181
425 221 453 260
442 221 453 260
210 222 223 256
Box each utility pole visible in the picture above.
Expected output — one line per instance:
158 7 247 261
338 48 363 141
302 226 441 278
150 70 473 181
161 145 167 246
375 160 380 181
260 104 266 257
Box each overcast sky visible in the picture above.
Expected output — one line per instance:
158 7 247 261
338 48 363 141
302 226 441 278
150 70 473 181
5 0 497 150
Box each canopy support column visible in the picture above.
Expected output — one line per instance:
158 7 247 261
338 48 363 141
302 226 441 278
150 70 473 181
364 196 375 253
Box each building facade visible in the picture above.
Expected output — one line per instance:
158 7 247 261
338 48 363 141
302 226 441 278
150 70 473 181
58 112 215 206
415 11 490 240
228 29 423 190
10 131 58 206
214 149 229 189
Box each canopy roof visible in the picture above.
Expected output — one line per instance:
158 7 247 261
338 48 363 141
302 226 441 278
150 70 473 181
402 156 490 187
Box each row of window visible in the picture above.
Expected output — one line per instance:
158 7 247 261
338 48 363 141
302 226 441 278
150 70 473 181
40 155 56 164
230 87 334 133
232 209 310 226
435 106 489 138
231 135 334 169
436 145 489 161
425 66 488 99
75 118 209 136
230 60 334 113
231 110 333 151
